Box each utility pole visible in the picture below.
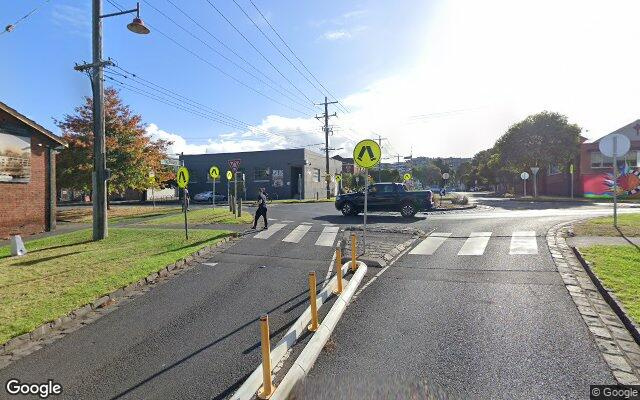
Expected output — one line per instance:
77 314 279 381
316 96 337 198
75 1 149 241
375 134 387 182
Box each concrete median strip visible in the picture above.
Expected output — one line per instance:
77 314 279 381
231 260 367 400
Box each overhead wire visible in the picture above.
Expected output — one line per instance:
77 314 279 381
202 0 317 106
105 0 313 117
246 0 350 114
1 0 51 36
142 0 314 111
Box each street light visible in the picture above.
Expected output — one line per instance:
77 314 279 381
80 1 149 241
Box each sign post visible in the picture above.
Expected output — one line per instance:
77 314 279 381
177 166 190 240
353 139 382 254
149 171 156 208
226 170 233 212
228 160 241 218
599 134 631 227
520 171 530 197
569 164 574 199
530 167 540 197
209 166 220 209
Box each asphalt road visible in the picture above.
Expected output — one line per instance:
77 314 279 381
1 195 637 399
297 196 633 399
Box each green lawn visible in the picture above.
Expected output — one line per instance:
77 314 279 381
580 245 640 324
57 206 181 223
140 207 253 226
573 213 640 237
0 228 230 344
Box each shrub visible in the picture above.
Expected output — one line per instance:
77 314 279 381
451 194 469 205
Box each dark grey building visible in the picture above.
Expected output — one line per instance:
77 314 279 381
180 148 342 200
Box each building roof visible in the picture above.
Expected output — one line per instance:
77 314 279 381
593 119 640 144
0 101 66 146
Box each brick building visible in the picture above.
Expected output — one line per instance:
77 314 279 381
0 102 66 239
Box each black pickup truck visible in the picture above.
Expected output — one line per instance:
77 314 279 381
335 182 433 217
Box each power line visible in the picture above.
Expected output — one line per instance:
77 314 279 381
105 0 313 117
161 0 309 109
143 0 313 111
246 0 350 114
1 0 51 36
202 0 317 106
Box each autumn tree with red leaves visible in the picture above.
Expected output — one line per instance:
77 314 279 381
56 88 174 196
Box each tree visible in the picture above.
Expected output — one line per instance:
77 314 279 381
495 111 581 171
456 161 473 187
412 164 441 187
56 88 174 196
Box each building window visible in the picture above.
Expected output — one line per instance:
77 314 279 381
591 150 639 169
590 152 613 169
254 167 269 182
313 168 321 182
548 164 562 175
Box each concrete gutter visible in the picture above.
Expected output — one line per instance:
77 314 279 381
230 260 357 400
271 261 368 400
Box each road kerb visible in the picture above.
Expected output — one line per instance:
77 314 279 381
270 262 368 400
230 260 357 400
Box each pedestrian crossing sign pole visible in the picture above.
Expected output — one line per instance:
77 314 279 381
209 165 220 209
354 139 382 253
177 166 190 240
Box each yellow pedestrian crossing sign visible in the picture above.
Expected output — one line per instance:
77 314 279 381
226 170 233 180
403 173 412 181
335 174 342 182
353 139 381 169
209 165 220 179
177 166 189 189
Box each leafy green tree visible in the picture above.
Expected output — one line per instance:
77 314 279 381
495 111 581 171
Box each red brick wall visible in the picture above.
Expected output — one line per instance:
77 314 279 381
0 110 50 239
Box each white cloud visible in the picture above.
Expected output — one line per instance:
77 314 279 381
51 4 90 36
149 0 640 159
323 30 351 40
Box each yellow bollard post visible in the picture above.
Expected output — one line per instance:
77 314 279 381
258 315 275 399
308 272 319 332
350 233 357 272
333 248 343 294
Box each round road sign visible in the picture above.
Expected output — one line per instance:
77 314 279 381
353 139 381 169
335 174 342 182
177 166 189 189
599 134 631 158
209 165 220 179
226 170 233 180
442 172 450 180
403 173 412 181
520 172 530 180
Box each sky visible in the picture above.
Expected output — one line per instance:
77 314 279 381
2 0 640 160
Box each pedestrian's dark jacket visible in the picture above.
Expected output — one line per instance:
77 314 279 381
257 192 267 209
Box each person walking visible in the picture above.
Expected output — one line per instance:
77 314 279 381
251 187 268 230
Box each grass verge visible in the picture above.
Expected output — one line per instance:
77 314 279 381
0 227 230 344
580 245 640 325
573 213 640 237
57 205 181 223
141 207 253 226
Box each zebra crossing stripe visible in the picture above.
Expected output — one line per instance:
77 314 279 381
283 224 312 243
315 226 340 247
254 223 287 239
458 232 492 255
509 231 538 254
409 233 451 255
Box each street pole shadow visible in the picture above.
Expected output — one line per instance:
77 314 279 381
616 227 640 252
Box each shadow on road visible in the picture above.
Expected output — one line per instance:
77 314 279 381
312 214 426 225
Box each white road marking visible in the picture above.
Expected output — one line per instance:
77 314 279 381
315 226 340 247
301 222 313 225
409 232 451 255
254 223 287 239
282 224 312 243
458 232 492 255
282 220 294 223
509 231 538 254
203 262 218 267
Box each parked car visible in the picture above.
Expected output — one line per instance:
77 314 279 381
334 182 433 218
193 191 226 203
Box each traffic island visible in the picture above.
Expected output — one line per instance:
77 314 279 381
547 222 640 385
0 228 236 369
